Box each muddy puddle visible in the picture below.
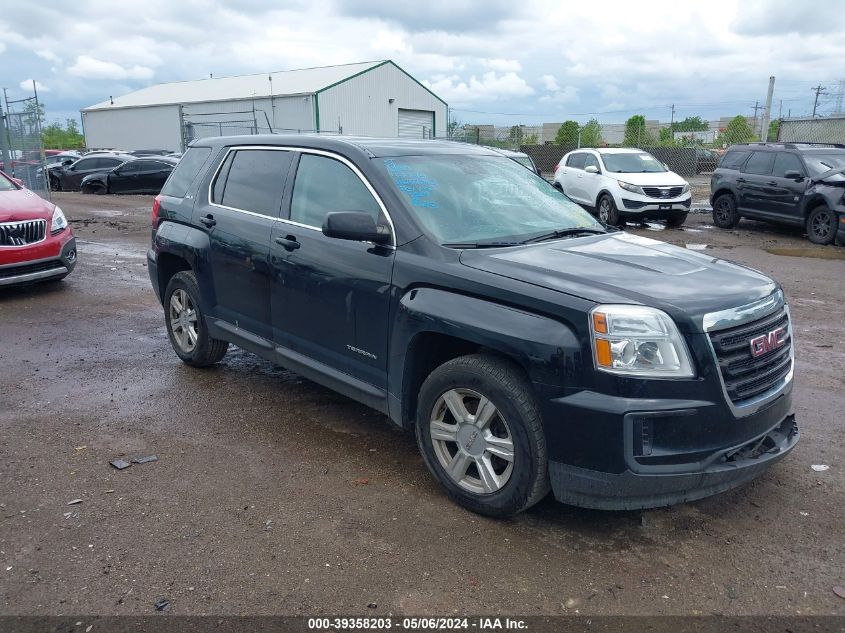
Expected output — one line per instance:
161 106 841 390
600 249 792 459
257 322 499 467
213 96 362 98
766 247 845 260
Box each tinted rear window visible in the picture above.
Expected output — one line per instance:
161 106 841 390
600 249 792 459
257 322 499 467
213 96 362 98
161 147 211 198
720 150 749 170
216 149 293 217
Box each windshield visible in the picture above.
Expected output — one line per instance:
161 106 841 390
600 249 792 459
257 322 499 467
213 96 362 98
601 152 667 173
378 155 601 245
804 153 845 177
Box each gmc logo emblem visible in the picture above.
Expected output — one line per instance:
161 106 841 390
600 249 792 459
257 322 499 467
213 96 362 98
750 327 786 357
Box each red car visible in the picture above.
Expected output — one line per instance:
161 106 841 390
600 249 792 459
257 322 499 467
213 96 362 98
0 170 76 286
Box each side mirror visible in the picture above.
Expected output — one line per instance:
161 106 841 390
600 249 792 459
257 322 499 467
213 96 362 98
783 170 804 181
584 165 599 174
322 211 391 244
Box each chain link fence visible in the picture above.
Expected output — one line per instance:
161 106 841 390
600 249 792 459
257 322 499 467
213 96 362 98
448 115 845 178
1 88 50 200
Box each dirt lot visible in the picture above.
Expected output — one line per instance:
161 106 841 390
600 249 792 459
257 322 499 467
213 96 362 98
1 193 843 617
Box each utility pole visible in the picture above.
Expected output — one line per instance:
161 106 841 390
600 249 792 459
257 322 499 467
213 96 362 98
0 99 10 165
670 103 675 130
811 84 826 117
751 100 762 138
760 76 775 142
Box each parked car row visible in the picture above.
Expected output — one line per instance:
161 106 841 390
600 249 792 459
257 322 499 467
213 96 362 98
48 152 180 195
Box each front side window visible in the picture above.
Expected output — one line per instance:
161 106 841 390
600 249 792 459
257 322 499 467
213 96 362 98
772 153 804 178
378 154 601 245
601 152 666 173
290 154 382 228
583 154 600 171
743 151 775 176
0 171 17 191
216 149 293 217
118 161 141 173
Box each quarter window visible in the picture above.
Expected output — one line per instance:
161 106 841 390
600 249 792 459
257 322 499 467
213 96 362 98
719 150 750 170
161 146 211 198
742 151 775 176
290 154 382 228
215 149 293 217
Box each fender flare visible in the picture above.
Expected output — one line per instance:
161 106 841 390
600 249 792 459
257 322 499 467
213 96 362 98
388 286 582 427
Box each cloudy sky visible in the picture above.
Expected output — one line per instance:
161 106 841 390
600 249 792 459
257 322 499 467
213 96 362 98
0 0 842 128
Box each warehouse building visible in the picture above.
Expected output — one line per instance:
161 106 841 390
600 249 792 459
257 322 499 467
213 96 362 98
80 60 447 151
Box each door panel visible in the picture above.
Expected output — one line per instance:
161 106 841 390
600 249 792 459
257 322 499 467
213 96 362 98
581 154 602 205
270 152 395 388
738 151 775 213
202 148 294 342
563 153 586 202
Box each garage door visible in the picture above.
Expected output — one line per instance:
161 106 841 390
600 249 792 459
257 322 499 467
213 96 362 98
398 109 434 138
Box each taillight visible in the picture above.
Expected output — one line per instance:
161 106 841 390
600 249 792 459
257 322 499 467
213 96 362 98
152 195 161 229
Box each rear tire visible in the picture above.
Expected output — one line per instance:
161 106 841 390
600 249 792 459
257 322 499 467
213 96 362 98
597 194 622 226
49 176 61 192
164 271 228 367
806 205 836 245
712 194 740 228
666 212 688 228
415 354 550 518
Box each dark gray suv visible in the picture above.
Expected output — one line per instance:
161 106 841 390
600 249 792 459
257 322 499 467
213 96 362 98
710 142 845 245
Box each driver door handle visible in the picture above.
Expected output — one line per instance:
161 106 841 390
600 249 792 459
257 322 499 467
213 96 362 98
200 214 216 228
275 235 300 251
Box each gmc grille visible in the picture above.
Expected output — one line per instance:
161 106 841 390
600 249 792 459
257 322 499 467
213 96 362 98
642 186 684 199
0 219 47 246
708 307 792 404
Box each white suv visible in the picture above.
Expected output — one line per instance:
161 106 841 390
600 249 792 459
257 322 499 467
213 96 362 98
553 148 691 227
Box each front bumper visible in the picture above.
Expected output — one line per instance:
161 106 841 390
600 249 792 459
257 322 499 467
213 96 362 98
542 384 797 510
619 195 692 215
0 233 76 286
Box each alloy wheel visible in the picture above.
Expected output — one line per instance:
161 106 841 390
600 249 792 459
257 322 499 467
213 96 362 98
599 199 610 223
169 288 199 353
429 388 515 495
811 212 832 240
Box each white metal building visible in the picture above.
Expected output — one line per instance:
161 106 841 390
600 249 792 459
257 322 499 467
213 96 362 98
80 60 447 151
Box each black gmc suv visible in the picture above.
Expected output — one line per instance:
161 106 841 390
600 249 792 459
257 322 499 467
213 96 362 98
148 136 798 516
711 142 845 245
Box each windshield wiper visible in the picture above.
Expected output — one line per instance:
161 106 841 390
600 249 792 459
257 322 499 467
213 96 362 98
519 227 606 244
443 240 522 249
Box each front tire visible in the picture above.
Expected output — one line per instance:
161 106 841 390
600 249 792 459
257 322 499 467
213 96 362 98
712 194 740 228
806 205 836 245
597 194 622 226
415 354 550 517
164 271 228 367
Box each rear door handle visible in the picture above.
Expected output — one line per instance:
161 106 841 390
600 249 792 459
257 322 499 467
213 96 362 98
766 181 778 186
275 235 300 251
200 214 216 228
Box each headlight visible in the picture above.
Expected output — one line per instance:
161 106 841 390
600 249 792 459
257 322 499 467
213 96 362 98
617 180 645 195
51 206 68 232
682 183 690 194
590 305 695 378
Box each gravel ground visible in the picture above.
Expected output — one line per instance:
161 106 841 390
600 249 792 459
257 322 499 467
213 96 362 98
1 192 843 617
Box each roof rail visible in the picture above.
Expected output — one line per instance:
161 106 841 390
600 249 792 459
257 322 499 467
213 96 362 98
733 141 845 150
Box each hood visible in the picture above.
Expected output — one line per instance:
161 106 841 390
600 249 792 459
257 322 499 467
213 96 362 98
609 171 687 186
459 232 777 325
0 187 55 223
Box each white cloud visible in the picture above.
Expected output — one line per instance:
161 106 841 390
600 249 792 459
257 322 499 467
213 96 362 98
542 74 559 92
67 55 154 80
19 79 49 92
424 71 534 104
482 58 522 72
539 85 578 104
35 49 60 63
